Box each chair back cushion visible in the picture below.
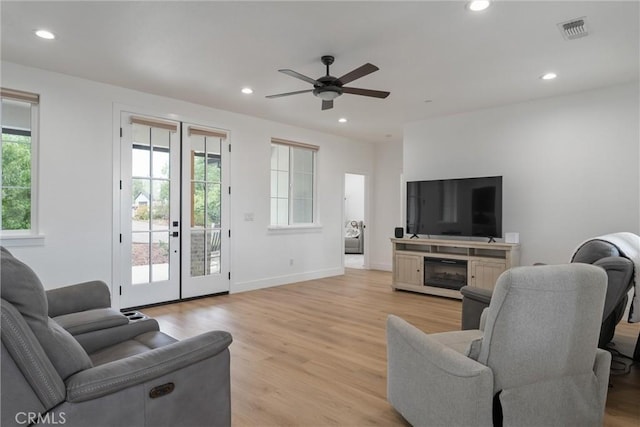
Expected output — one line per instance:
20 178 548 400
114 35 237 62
0 247 92 379
477 264 606 392
572 240 619 264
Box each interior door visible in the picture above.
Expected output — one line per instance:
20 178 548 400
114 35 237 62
120 113 181 308
181 123 230 298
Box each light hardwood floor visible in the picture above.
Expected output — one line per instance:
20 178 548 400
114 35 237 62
142 269 640 427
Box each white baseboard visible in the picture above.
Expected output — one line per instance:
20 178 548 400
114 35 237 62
231 267 345 294
369 262 392 272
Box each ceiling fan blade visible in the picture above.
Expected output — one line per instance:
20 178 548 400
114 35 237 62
279 69 321 86
322 100 333 110
337 63 379 85
266 89 313 99
342 87 390 99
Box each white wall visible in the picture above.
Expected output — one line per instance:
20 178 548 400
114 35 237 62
369 142 403 271
1 62 382 300
344 173 365 222
404 83 640 266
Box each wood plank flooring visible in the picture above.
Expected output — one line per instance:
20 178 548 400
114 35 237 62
142 269 640 427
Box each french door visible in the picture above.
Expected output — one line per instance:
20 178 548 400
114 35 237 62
181 123 230 298
119 112 229 308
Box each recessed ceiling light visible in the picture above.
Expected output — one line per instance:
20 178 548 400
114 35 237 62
241 87 253 94
467 1 491 12
541 72 557 80
338 118 347 123
35 30 55 40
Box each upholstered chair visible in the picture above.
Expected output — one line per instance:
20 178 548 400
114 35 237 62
387 264 611 426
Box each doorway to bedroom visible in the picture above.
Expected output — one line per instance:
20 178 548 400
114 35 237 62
344 173 367 269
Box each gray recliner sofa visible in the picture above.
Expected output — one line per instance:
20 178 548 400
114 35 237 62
1 247 232 427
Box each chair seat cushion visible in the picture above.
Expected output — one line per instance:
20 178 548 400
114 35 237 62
89 331 177 366
54 308 129 335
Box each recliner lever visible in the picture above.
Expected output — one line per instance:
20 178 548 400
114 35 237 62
149 382 175 398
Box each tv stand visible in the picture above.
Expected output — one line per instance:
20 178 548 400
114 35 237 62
391 238 520 299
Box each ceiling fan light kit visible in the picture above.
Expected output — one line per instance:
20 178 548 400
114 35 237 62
266 55 390 110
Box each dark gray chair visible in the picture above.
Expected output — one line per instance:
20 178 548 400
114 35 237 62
461 240 634 350
1 247 232 427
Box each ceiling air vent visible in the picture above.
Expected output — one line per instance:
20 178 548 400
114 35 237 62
558 17 588 40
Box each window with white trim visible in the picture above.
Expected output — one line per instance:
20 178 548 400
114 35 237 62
270 138 317 226
1 88 39 235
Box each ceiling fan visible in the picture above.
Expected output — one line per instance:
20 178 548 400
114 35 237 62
266 55 390 111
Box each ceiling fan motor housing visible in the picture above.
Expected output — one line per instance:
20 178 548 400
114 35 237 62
314 85 343 100
314 74 343 100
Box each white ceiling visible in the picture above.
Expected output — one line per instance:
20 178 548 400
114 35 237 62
1 1 638 144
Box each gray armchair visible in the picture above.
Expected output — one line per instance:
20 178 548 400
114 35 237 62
1 247 232 427
387 264 611 426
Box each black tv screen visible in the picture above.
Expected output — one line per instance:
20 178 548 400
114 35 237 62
406 176 502 238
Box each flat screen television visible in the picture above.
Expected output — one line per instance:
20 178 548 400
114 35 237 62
406 176 502 239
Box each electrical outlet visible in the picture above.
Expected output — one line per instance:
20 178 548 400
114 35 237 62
289 259 294 266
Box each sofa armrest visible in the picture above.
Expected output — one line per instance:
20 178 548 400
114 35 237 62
386 315 493 427
66 330 232 402
53 308 129 335
46 281 111 317
75 317 160 355
460 286 493 330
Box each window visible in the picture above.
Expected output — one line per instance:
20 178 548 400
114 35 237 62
1 88 39 236
270 138 318 226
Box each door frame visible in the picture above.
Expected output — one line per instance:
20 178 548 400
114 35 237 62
112 104 231 309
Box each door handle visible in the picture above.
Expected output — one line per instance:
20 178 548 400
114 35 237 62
172 231 179 237
172 221 179 227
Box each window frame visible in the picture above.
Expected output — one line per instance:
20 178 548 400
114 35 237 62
269 138 319 229
0 88 43 245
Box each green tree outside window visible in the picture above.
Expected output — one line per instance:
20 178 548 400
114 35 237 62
1 132 31 230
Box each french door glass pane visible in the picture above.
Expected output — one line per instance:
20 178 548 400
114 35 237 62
132 178 151 229
192 182 206 227
151 232 170 282
206 183 221 228
192 136 206 182
190 230 206 277
152 149 169 179
207 229 221 275
132 147 150 177
151 180 170 229
132 233 150 284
